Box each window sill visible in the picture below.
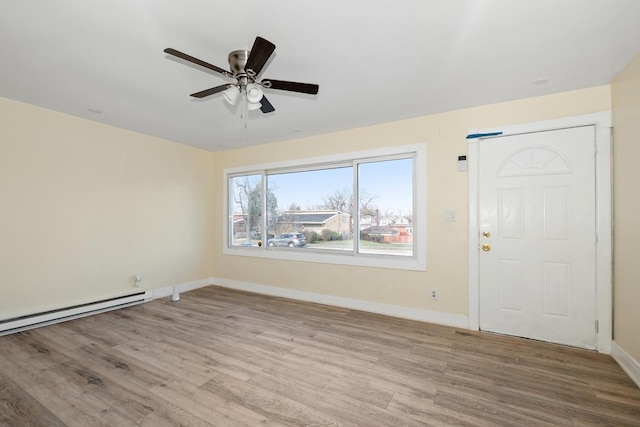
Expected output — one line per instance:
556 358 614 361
222 245 426 271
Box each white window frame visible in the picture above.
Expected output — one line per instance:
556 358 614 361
223 143 427 271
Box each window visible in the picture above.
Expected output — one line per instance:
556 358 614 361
357 157 413 257
228 174 263 247
266 165 354 252
224 144 426 270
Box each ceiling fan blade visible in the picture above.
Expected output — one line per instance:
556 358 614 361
261 79 319 95
259 96 275 113
164 48 232 77
190 84 233 98
245 37 276 77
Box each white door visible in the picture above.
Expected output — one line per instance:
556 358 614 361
478 126 597 349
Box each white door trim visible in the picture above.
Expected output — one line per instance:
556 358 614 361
467 111 612 353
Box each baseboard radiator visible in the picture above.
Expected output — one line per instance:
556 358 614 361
0 290 152 336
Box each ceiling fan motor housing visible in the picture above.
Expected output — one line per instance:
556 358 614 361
228 50 249 78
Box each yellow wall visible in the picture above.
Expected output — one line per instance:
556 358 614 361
0 83 616 331
213 85 612 316
0 97 215 320
612 54 640 362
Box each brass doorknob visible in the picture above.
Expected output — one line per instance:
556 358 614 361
482 231 491 238
482 244 491 251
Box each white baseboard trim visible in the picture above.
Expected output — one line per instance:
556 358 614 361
151 277 214 300
211 277 469 329
612 341 640 388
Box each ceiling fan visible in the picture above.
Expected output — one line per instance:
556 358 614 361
164 36 319 114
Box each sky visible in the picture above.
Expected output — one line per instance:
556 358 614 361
267 158 413 216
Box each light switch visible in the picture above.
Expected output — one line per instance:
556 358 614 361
444 209 457 222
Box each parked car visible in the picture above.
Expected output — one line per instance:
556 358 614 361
267 233 307 247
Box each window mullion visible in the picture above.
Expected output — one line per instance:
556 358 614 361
353 160 360 255
261 171 267 249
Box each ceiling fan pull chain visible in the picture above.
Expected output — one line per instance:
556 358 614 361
242 90 248 130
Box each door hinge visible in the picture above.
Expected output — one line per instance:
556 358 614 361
595 320 599 333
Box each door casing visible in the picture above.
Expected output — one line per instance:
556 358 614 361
467 111 612 353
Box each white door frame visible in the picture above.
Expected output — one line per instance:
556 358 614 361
467 111 612 353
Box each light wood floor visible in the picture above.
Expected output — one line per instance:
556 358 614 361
1 286 639 426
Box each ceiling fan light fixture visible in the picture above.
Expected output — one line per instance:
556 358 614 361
247 100 262 111
222 86 240 105
245 83 263 104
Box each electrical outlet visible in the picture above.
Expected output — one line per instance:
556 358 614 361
430 288 438 300
134 274 142 287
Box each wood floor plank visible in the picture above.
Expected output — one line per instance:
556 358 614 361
273 347 439 403
0 285 639 426
434 373 575 425
591 378 640 407
28 381 138 426
387 392 492 427
139 404 213 427
0 369 66 426
0 344 70 390
257 329 380 364
148 378 282 427
24 332 162 425
80 309 168 343
567 405 640 427
432 387 564 427
111 340 220 388
260 352 395 409
58 316 132 348
146 333 264 382
71 343 171 391
200 373 351 426
246 371 426 427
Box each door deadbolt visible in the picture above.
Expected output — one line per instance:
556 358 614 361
482 231 491 238
482 244 491 251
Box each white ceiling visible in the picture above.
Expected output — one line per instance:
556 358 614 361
1 1 639 151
